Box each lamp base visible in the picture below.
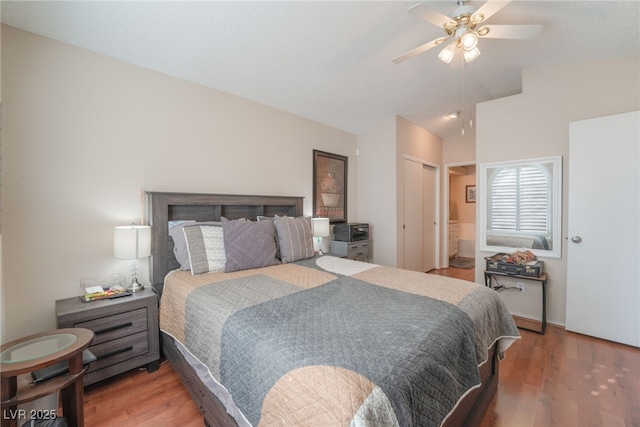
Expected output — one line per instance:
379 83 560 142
127 278 145 293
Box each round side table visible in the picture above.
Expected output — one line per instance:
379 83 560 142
1 328 94 427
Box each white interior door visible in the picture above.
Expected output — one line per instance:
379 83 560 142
404 159 423 271
403 158 438 272
566 111 640 347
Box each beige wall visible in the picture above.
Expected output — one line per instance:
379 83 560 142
0 24 4 342
356 116 443 268
356 117 397 266
476 56 640 326
395 117 443 267
449 168 476 224
442 126 475 166
1 26 358 341
442 122 476 265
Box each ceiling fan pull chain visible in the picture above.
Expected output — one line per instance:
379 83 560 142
461 55 466 136
468 62 474 129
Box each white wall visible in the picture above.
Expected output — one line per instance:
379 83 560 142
476 56 640 326
1 26 357 341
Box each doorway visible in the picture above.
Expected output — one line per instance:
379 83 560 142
446 163 476 268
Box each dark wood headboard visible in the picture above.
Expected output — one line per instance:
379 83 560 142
146 191 304 286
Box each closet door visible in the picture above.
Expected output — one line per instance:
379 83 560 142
566 111 639 347
403 159 424 271
403 158 438 272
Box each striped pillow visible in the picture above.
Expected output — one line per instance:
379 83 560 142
183 224 226 275
274 216 315 263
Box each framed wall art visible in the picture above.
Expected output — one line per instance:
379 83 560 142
313 150 347 223
466 185 476 203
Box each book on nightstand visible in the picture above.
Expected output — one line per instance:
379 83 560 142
79 274 131 302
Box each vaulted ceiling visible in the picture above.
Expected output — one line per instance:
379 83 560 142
2 1 639 138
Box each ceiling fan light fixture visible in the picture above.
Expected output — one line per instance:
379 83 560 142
460 32 478 50
463 46 481 62
438 41 457 64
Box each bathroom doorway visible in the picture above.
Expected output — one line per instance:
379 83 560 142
445 163 476 268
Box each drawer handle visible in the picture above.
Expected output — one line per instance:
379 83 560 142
96 345 133 360
94 322 133 335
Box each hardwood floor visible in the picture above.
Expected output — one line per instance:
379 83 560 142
428 259 476 282
83 266 640 427
83 360 202 427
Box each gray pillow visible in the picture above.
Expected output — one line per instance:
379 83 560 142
182 224 226 275
221 217 280 273
169 221 220 270
274 216 315 263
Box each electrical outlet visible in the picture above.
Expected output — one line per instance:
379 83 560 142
516 282 524 291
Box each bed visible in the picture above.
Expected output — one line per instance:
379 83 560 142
147 191 519 427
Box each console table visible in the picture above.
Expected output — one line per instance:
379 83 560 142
1 328 94 427
484 271 548 335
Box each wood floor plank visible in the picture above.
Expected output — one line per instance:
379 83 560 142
84 361 202 427
83 266 640 426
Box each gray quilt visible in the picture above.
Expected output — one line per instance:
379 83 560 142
160 256 519 426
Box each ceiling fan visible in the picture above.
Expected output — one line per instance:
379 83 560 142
393 0 543 64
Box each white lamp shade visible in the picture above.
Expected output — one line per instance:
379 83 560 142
114 225 151 259
312 218 330 238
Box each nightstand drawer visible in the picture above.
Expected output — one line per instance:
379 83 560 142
87 331 149 373
331 240 369 261
74 308 147 345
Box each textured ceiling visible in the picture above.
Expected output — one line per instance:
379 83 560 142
2 1 639 138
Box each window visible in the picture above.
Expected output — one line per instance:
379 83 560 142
488 164 551 237
479 156 562 258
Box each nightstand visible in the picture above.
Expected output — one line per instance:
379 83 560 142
331 240 369 262
55 289 159 386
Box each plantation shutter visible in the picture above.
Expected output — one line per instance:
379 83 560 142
489 165 550 236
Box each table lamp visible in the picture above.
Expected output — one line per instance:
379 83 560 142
312 218 330 255
114 224 151 292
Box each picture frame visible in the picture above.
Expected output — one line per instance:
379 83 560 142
466 185 476 203
313 150 347 223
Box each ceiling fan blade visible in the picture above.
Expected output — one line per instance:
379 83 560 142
480 24 543 39
408 3 453 28
473 0 512 23
392 38 444 64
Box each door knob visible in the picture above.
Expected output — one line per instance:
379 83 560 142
571 236 582 243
